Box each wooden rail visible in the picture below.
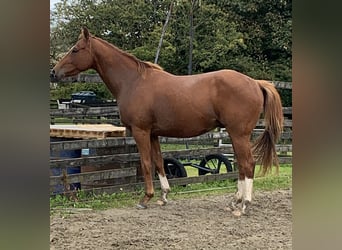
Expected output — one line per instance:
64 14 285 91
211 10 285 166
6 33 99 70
50 144 292 169
50 167 137 186
83 172 240 195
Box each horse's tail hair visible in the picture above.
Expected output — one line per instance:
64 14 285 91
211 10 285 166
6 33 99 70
253 80 284 176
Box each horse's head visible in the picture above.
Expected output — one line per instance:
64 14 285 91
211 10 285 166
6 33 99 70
50 27 94 82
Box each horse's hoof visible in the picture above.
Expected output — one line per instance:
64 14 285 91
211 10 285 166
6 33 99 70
156 199 167 206
156 200 165 206
241 201 251 215
136 203 147 209
230 200 241 210
223 206 232 212
232 209 242 217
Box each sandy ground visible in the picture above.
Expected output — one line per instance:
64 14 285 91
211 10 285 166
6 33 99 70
50 189 292 250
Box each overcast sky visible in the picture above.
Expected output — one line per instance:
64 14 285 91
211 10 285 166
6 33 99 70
50 0 61 10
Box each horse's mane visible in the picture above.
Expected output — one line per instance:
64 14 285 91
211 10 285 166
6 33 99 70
89 35 163 73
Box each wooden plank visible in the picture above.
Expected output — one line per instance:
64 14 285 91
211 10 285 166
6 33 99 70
159 131 292 144
256 118 292 127
50 148 231 169
252 131 292 140
50 106 119 117
50 145 292 168
50 167 136 186
71 119 121 125
78 172 240 195
283 107 292 115
50 153 140 169
270 81 292 90
50 137 136 151
278 157 292 164
50 124 126 139
162 147 234 159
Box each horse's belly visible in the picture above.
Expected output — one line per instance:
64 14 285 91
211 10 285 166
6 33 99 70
152 128 212 138
151 118 219 138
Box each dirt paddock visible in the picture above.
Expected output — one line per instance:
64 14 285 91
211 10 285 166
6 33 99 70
50 188 292 249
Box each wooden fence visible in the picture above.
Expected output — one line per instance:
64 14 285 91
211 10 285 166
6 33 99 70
50 78 292 196
50 118 292 195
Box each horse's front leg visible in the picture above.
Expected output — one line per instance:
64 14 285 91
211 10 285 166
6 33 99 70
132 127 154 209
151 136 170 206
230 176 244 210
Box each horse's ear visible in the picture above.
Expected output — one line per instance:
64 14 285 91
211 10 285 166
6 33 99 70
81 27 90 40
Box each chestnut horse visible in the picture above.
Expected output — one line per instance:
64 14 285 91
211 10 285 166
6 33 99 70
51 28 283 215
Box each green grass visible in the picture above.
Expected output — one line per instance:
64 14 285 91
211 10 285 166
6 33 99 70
253 164 292 190
50 164 292 215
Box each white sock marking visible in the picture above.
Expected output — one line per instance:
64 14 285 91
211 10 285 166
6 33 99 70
244 177 253 202
235 179 245 200
158 174 170 192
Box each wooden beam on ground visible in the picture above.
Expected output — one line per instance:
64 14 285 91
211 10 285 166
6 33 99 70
50 167 137 186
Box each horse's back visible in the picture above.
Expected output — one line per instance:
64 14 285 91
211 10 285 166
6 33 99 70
148 68 263 120
171 69 263 108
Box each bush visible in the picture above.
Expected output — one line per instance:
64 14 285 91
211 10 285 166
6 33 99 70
278 88 292 107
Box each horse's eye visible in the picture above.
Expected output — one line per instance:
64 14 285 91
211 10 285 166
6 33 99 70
72 48 78 53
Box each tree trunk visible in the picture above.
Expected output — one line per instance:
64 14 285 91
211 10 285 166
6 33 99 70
155 2 173 64
188 1 194 75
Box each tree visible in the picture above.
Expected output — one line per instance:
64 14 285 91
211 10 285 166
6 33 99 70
50 0 292 80
222 0 292 79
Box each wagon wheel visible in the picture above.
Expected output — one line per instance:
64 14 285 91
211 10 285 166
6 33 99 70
163 158 187 179
198 154 233 175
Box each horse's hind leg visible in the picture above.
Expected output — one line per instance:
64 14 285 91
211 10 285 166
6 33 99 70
132 127 154 209
151 136 170 206
229 133 256 216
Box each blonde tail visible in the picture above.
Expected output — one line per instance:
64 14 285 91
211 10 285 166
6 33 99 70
253 80 284 175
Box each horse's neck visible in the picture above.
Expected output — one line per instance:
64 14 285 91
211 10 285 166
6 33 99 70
91 38 140 99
